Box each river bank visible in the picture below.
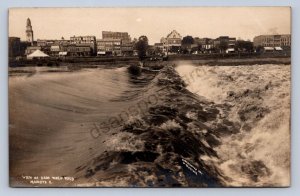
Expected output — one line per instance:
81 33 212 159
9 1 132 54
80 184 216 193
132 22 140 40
9 57 291 77
9 54 290 67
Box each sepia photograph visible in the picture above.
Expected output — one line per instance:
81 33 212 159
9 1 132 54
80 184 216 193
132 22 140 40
8 7 291 187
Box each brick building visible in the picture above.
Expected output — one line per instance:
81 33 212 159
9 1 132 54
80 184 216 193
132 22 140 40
70 36 97 55
96 39 122 56
97 31 133 56
61 44 92 56
9 37 21 57
253 34 291 47
102 31 131 43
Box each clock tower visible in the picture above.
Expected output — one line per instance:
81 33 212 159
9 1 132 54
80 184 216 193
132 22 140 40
26 18 34 45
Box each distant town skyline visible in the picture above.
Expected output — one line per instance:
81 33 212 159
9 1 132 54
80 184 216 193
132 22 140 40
9 7 291 44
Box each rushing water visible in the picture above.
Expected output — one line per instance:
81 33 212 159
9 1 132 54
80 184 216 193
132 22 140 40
9 63 290 187
176 63 290 187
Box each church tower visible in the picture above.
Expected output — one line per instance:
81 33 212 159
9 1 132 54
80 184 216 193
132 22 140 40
26 18 34 45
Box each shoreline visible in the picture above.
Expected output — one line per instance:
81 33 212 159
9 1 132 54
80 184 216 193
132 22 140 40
9 54 290 67
170 57 291 66
8 57 291 77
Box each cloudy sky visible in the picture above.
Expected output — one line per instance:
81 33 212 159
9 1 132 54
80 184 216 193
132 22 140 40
9 7 291 44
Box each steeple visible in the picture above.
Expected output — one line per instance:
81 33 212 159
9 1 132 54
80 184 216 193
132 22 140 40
26 18 31 26
26 18 34 45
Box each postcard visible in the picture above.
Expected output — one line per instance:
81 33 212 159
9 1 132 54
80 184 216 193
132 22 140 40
9 7 291 187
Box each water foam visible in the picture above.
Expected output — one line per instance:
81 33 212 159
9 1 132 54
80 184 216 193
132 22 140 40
176 63 290 186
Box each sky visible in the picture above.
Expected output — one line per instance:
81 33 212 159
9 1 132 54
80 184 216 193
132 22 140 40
9 7 291 44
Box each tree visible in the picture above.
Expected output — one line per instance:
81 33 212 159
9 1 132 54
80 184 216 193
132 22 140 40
136 35 149 61
194 37 203 53
244 41 254 53
236 40 254 53
256 45 264 53
181 36 195 54
181 36 194 45
219 40 228 53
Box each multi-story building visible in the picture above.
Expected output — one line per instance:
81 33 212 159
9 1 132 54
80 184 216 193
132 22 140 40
253 34 291 47
61 44 92 56
50 45 60 56
162 30 182 46
37 39 69 47
70 36 97 55
37 39 54 47
213 36 236 53
102 31 131 43
36 39 70 56
97 31 133 56
96 39 122 56
213 36 236 47
121 42 134 56
9 37 30 58
197 38 214 52
161 30 182 54
9 37 21 57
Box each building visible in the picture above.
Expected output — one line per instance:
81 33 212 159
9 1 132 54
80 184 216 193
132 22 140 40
97 31 133 56
27 49 49 59
9 37 28 58
36 39 70 56
9 37 21 58
121 42 134 56
26 18 34 46
102 31 131 43
213 36 236 53
37 39 68 47
25 46 42 55
70 36 96 45
160 30 182 54
50 45 60 56
96 39 122 56
253 34 291 48
162 30 182 46
37 39 53 47
196 38 214 53
213 36 236 47
70 36 97 55
184 44 199 54
61 44 92 56
36 39 54 55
